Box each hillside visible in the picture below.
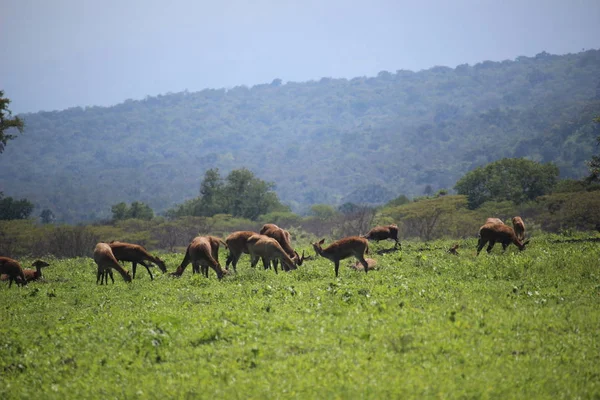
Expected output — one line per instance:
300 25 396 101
1 50 599 223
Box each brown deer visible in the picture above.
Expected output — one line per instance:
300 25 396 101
224 231 259 272
172 236 227 279
109 241 167 280
246 234 297 274
22 260 51 282
485 218 504 225
0 256 27 287
93 243 132 284
512 216 526 241
350 258 377 271
312 236 370 277
447 244 460 255
259 224 305 270
476 223 529 255
362 224 401 249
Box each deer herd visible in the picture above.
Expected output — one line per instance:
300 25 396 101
1 217 529 287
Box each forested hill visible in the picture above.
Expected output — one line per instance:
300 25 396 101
1 50 600 223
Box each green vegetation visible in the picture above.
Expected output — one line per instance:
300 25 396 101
1 235 598 398
455 158 559 209
585 116 600 183
166 168 289 220
1 50 599 223
0 193 34 220
111 201 154 221
0 90 24 153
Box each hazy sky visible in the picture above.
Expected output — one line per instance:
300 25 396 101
2 0 599 113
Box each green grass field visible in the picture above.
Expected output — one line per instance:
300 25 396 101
1 236 599 399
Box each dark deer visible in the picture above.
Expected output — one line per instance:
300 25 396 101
172 236 227 279
362 224 400 249
476 223 529 255
0 256 27 287
93 243 132 284
259 224 305 270
246 234 297 274
109 241 167 280
224 231 259 272
512 216 526 241
312 236 370 277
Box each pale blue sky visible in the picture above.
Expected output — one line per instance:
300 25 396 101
2 0 599 113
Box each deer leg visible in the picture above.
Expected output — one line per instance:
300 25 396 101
226 252 237 272
262 258 270 271
208 262 224 280
358 256 369 274
486 240 496 254
139 261 153 280
96 268 102 284
334 260 340 277
231 254 240 273
191 262 199 275
476 238 486 255
203 264 209 278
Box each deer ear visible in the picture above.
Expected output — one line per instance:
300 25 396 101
318 239 325 245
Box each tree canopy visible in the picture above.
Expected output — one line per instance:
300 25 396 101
585 116 600 183
167 168 289 220
0 193 34 220
0 91 24 154
111 201 155 221
455 158 559 209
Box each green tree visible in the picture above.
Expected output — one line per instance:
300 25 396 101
111 201 154 221
166 168 288 220
585 116 600 183
310 204 338 219
198 168 226 216
385 194 410 208
40 209 55 224
111 202 129 221
455 158 559 209
0 91 25 153
0 193 34 220
128 201 154 220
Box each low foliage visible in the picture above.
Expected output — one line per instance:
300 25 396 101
1 235 599 398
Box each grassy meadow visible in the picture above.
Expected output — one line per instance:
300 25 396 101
1 235 599 399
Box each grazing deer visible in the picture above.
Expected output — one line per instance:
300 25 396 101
362 224 401 249
224 231 259 272
0 256 27 287
172 236 227 279
512 216 526 241
259 224 305 270
109 241 167 280
246 234 297 274
22 260 51 282
312 236 370 277
485 218 504 225
93 243 132 284
476 223 529 255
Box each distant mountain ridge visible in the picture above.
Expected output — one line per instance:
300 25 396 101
1 49 599 223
